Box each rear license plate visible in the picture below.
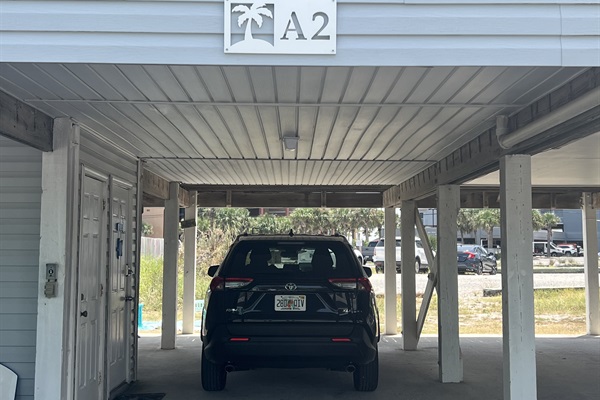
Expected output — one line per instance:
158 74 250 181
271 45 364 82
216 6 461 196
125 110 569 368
275 295 306 311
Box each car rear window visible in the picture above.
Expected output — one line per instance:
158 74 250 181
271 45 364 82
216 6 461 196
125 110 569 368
222 240 358 278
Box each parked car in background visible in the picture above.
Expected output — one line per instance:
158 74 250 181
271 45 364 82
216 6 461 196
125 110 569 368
354 248 364 265
557 244 582 257
201 234 380 392
457 244 498 275
373 237 429 274
361 240 379 263
533 241 565 257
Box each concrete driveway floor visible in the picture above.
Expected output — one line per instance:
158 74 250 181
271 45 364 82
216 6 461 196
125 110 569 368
123 334 599 400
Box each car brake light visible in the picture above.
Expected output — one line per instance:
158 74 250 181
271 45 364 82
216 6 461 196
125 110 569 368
209 276 225 291
357 277 372 292
209 277 253 291
331 338 351 342
328 278 358 290
224 277 254 289
229 337 250 342
466 252 476 259
328 278 372 292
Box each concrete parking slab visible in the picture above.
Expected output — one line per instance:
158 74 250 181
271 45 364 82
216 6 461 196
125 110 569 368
122 334 599 400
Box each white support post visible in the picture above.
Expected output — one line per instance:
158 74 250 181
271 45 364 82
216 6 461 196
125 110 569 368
401 200 417 350
35 118 80 400
437 185 462 383
500 155 537 400
384 207 397 335
582 192 600 335
182 191 197 334
161 182 179 349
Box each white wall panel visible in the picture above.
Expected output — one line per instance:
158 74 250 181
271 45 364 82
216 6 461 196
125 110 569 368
0 136 41 400
0 1 597 66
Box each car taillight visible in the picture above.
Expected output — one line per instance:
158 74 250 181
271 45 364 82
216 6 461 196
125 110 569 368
328 278 358 290
357 277 372 292
209 277 253 291
466 252 476 259
209 276 225 291
329 278 372 292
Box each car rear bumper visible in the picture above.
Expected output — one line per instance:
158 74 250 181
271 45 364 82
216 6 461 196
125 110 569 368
458 262 478 273
203 324 378 368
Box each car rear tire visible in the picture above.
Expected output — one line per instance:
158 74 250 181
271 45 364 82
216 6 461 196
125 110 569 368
490 266 497 275
415 259 421 274
201 345 226 391
476 262 483 275
353 348 378 391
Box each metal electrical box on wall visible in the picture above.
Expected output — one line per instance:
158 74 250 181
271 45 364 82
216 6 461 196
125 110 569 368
44 263 58 298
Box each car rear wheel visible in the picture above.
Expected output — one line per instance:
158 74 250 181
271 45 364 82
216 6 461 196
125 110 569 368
415 259 421 274
353 348 378 391
201 345 226 391
476 262 483 275
490 265 497 275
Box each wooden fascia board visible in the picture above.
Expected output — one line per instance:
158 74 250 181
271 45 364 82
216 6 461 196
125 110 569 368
197 191 382 208
141 169 190 207
0 91 53 151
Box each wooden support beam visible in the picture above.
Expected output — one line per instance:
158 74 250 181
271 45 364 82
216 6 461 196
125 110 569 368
415 208 438 342
500 155 536 399
196 190 383 208
0 91 53 151
141 169 190 207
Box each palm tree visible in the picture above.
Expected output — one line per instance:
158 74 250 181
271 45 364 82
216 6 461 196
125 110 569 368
457 209 477 243
538 211 562 257
475 208 500 251
232 3 273 42
532 209 544 231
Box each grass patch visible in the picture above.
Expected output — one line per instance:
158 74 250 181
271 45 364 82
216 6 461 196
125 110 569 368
138 254 213 324
375 288 587 335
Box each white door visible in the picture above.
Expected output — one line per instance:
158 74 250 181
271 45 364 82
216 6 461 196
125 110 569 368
75 171 108 400
108 181 132 391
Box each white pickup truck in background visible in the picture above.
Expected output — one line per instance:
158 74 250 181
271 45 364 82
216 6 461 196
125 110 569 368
373 237 430 274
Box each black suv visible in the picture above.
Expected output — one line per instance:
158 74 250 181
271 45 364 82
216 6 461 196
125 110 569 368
201 233 380 391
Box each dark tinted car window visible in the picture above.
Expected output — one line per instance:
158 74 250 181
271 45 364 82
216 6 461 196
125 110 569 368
222 240 357 278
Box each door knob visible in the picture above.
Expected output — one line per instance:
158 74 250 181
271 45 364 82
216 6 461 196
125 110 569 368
80 310 88 317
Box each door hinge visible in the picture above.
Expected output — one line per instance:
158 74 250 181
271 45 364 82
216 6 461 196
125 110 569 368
98 371 102 384
102 200 107 210
100 283 104 297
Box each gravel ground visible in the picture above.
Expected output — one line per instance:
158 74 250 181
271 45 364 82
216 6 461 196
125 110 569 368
369 271 587 298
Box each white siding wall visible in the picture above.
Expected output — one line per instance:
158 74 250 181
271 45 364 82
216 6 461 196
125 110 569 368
0 136 42 400
0 0 598 66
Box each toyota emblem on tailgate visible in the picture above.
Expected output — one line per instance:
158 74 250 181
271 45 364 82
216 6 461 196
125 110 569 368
285 283 297 291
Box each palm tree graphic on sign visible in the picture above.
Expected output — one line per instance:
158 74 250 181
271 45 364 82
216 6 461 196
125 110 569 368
232 2 273 42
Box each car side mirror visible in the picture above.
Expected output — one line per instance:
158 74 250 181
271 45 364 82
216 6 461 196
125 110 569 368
207 265 219 277
363 266 372 278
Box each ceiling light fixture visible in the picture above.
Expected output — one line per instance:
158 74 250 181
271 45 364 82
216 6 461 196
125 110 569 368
283 135 299 151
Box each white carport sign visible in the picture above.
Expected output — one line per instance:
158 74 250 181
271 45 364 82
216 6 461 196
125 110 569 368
224 0 336 54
